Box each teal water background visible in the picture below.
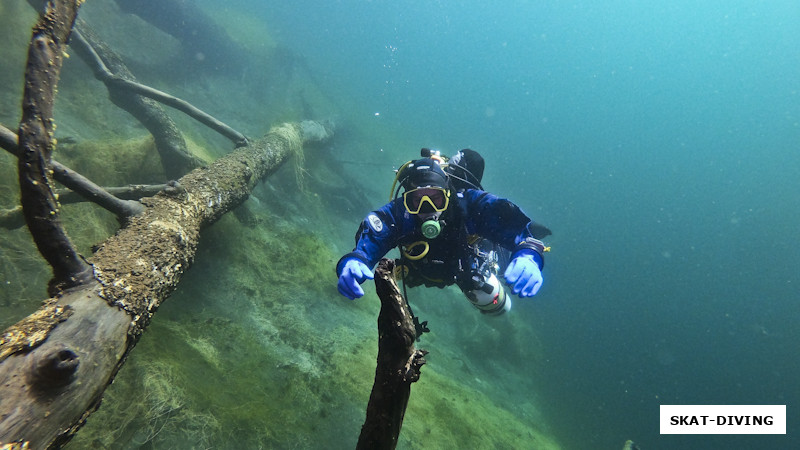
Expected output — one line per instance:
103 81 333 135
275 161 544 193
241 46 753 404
252 0 799 448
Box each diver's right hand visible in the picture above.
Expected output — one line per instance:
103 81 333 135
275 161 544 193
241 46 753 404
337 259 374 300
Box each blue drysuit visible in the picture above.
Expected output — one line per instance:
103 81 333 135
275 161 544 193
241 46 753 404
336 189 545 289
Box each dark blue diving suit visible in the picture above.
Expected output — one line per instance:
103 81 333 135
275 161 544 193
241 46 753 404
336 156 549 315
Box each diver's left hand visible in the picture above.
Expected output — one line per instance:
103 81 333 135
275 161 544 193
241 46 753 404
504 253 543 297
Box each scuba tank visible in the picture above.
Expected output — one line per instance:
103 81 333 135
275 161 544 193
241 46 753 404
464 271 511 315
460 248 511 315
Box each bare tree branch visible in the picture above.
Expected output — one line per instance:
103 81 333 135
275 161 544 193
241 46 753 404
69 20 204 179
105 74 250 146
1 124 144 228
50 162 145 218
71 23 250 149
2 184 174 230
17 0 93 294
57 183 176 204
0 125 17 152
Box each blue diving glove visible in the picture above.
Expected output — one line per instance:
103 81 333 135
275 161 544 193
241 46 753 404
504 252 543 297
337 258 374 300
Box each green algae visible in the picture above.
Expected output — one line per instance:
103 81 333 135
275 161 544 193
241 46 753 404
403 367 560 450
66 209 559 448
67 207 376 448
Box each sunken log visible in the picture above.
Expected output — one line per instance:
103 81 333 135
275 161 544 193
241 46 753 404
357 259 428 450
0 119 334 448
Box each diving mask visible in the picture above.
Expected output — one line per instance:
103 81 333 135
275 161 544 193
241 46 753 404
403 187 450 215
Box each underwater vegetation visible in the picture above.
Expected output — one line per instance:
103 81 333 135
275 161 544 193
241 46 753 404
66 204 559 449
1 0 559 448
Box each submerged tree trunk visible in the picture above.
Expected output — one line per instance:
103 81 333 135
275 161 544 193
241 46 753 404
357 259 428 450
0 120 334 448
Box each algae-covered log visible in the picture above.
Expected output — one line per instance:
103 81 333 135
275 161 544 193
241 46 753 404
358 259 428 450
0 120 334 448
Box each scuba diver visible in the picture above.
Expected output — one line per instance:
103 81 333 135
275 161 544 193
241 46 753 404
336 148 551 318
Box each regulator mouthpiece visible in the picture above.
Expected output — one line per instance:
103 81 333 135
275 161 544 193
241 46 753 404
421 219 441 239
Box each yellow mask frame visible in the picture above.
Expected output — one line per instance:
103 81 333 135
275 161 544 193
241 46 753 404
403 187 450 214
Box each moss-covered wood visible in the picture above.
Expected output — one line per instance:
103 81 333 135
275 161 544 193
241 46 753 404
92 122 321 335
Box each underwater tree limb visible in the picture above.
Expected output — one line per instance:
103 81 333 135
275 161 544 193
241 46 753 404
1 184 175 229
68 21 204 179
0 124 18 153
1 125 144 230
49 162 145 218
105 75 250 146
0 120 334 448
55 183 175 204
70 24 250 149
17 0 93 294
357 258 428 450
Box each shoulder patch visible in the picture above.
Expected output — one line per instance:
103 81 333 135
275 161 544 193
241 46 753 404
367 213 384 233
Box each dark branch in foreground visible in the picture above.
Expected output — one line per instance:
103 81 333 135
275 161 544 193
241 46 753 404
357 259 428 450
17 0 92 294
